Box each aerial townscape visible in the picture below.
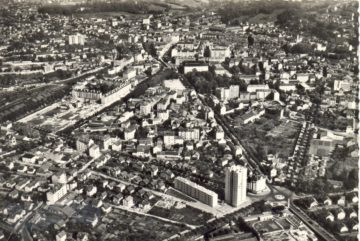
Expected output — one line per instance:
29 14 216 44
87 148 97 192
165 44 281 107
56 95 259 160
0 0 358 240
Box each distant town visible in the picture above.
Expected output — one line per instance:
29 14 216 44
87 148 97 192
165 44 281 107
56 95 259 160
0 0 358 241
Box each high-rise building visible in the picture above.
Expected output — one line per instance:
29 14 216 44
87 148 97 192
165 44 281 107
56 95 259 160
225 165 247 207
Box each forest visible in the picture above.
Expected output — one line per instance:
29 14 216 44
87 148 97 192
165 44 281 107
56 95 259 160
38 1 167 15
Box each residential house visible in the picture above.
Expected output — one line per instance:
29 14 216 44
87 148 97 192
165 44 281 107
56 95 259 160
86 185 97 197
102 204 112 214
113 193 123 205
336 223 348 233
348 218 358 232
346 192 358 204
302 197 318 209
124 126 136 140
345 208 358 219
324 211 335 222
317 195 332 206
332 208 346 220
122 196 134 207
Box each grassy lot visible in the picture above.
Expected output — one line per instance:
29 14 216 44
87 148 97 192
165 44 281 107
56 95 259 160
234 116 300 160
326 144 358 180
253 219 283 233
148 204 213 226
104 208 186 240
316 110 349 132
28 118 45 126
30 202 186 241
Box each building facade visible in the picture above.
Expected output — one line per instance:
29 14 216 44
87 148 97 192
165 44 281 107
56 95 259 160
247 175 267 193
46 184 68 204
225 165 247 207
68 34 85 45
174 177 218 207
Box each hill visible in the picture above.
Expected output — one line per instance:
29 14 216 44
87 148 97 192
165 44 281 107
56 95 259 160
230 8 284 24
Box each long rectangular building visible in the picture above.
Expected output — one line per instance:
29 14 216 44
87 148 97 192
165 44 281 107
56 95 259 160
174 177 218 207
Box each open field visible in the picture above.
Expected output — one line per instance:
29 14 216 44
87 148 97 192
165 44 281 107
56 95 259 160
253 219 283 233
105 208 186 240
267 120 300 138
148 203 213 226
326 144 358 180
233 117 300 160
248 10 281 23
26 104 88 133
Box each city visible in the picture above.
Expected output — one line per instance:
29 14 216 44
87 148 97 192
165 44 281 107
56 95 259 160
0 0 358 240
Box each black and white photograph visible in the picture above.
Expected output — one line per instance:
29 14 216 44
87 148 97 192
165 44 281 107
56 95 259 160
0 0 358 240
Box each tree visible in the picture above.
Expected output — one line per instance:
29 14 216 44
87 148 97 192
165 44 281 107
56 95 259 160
115 44 130 60
258 61 264 72
129 44 139 60
282 44 291 54
276 9 301 29
344 169 358 190
272 206 285 213
313 178 326 196
322 66 328 77
143 41 157 57
230 66 241 75
8 41 25 52
144 67 152 77
149 42 158 57
204 46 211 62
13 123 40 138
224 57 230 66
290 43 313 54
248 35 254 48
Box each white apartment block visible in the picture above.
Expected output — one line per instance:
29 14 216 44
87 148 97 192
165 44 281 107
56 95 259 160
174 177 218 207
217 85 239 101
333 80 351 92
247 175 267 194
68 34 85 45
47 184 68 205
247 84 269 93
178 128 200 141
